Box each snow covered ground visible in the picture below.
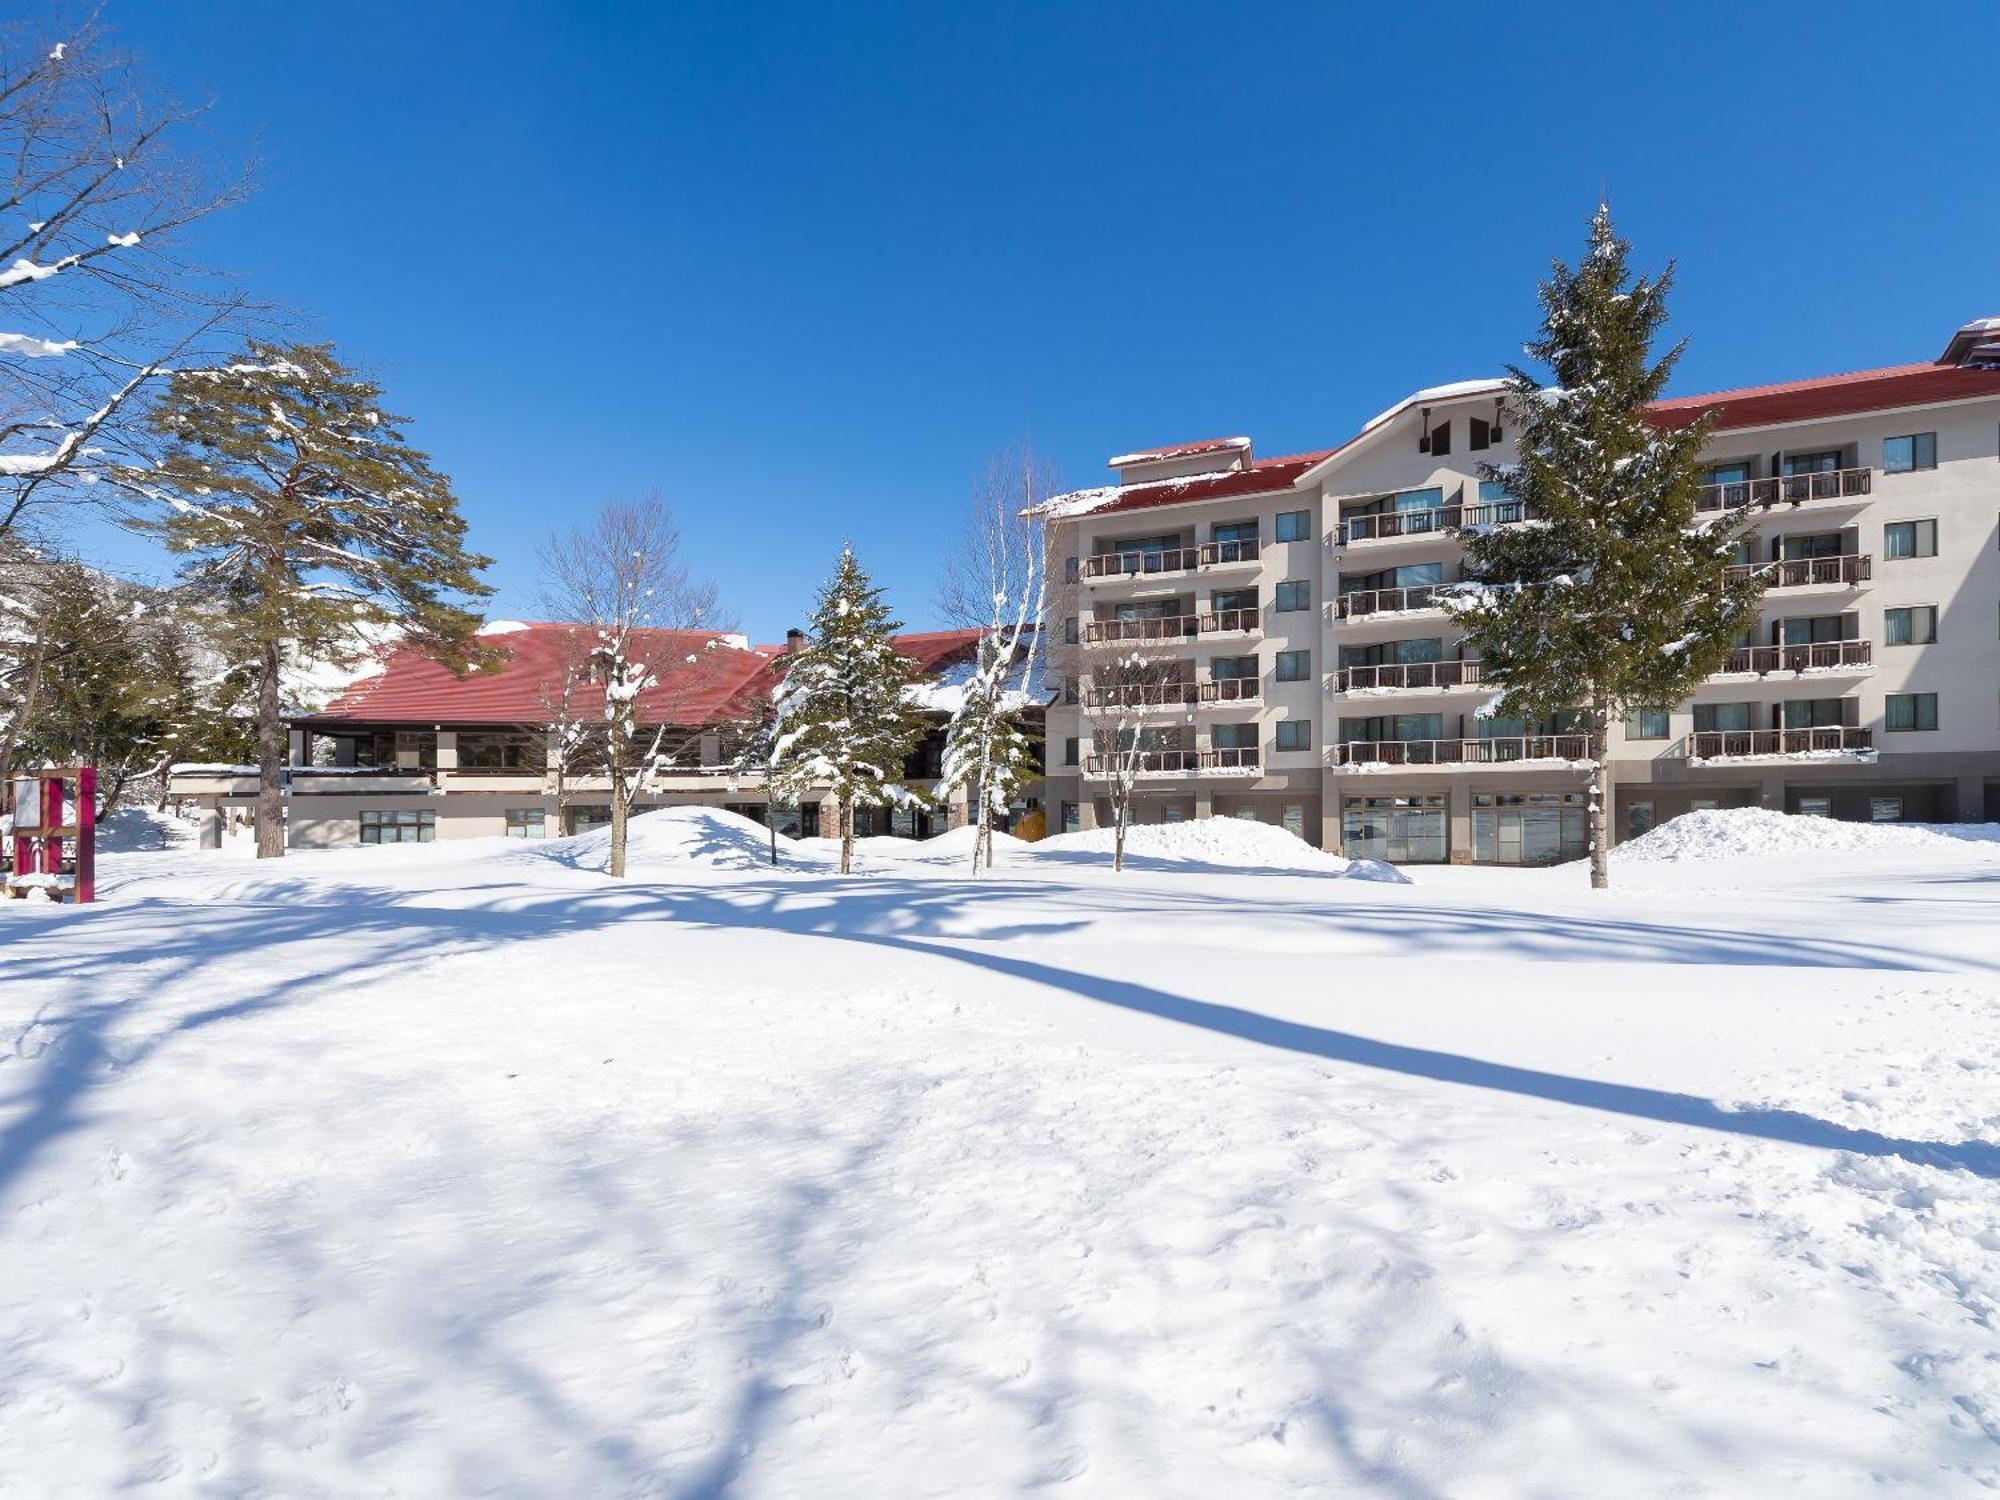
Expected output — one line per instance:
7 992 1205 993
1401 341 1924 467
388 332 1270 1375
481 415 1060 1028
4 808 2000 1496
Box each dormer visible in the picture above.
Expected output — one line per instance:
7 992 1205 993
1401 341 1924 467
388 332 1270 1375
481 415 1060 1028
1108 435 1252 485
1937 316 2000 369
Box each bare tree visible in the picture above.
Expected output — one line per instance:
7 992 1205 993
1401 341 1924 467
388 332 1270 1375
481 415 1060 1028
0 10 251 547
538 495 731 877
936 445 1055 873
1079 646 1195 872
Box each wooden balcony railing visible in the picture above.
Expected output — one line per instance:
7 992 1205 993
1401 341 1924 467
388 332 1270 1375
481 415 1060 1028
1200 607 1260 634
1202 538 1261 566
1082 538 1261 580
1717 639 1872 675
1722 554 1871 589
1082 746 1262 776
1696 466 1873 513
1082 546 1201 579
1202 747 1260 771
1330 735 1592 767
1685 727 1873 760
1083 682 1199 711
1333 660 1483 693
1084 614 1200 645
1337 500 1539 544
1200 677 1260 703
1334 584 1446 619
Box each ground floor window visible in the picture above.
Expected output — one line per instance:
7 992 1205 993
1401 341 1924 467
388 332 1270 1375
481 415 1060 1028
1343 795 1447 863
504 808 546 839
1283 804 1305 840
360 809 435 844
1061 802 1080 834
1473 791 1587 866
1870 796 1904 822
724 802 768 826
1797 797 1832 818
1691 798 1719 812
1163 806 1184 823
798 803 821 839
1626 800 1655 839
566 804 612 835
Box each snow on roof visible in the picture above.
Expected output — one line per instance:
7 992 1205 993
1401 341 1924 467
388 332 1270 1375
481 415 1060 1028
1107 436 1251 467
1359 379 1511 435
1035 450 1336 523
476 619 531 636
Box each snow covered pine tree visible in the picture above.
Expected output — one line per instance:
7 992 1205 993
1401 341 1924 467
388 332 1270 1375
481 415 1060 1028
1447 206 1763 890
769 547 924 875
124 343 492 858
935 630 1041 873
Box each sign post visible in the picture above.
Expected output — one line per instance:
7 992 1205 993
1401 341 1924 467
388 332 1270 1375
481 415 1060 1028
4 766 95 903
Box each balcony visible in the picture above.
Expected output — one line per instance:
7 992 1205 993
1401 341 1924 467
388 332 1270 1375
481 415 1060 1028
1082 746 1261 778
1329 735 1592 769
1084 614 1199 646
1081 546 1201 581
1713 639 1872 677
1684 727 1875 763
1696 466 1872 513
1333 584 1448 621
1199 606 1260 635
1333 660 1483 694
1200 678 1261 705
1723 554 1871 590
290 766 438 795
1082 538 1261 582
1337 500 1539 546
1083 681 1199 712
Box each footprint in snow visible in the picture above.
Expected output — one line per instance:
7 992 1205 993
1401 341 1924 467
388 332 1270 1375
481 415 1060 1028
1027 1449 1089 1486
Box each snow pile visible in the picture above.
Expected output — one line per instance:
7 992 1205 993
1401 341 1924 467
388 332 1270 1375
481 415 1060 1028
542 805 829 874
1617 807 2000 863
1036 816 1409 880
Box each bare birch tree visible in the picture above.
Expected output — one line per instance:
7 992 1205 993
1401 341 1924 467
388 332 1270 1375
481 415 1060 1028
1080 647 1195 872
935 445 1054 873
538 495 730 877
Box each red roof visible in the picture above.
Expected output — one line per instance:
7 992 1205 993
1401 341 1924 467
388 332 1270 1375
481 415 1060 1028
1062 448 1339 522
1650 362 2000 432
299 622 781 727
296 622 992 727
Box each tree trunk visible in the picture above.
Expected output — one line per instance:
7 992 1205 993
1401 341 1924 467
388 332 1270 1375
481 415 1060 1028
769 799 778 867
1588 695 1611 891
608 745 629 879
839 796 854 875
254 637 285 859
1113 779 1129 873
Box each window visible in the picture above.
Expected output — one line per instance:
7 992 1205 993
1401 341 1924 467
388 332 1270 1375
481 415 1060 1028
1343 794 1447 864
1274 719 1311 752
1210 722 1256 752
1063 615 1079 645
1062 736 1078 767
1693 703 1754 733
567 804 612 836
1782 450 1841 476
1783 699 1846 729
457 731 541 770
1211 654 1257 681
1706 460 1752 486
1274 580 1310 612
1797 797 1833 819
1885 692 1938 732
360 809 435 844
1883 432 1937 473
1626 801 1656 838
1063 555 1079 583
1213 520 1258 544
1870 797 1904 822
504 808 546 839
1884 519 1937 559
1477 478 1512 503
1162 806 1184 823
1275 649 1311 682
1471 791 1589 866
1062 679 1079 705
1624 707 1670 740
1275 509 1310 543
1283 804 1306 839
1884 606 1937 646
1691 798 1720 812
1781 614 1848 646
1061 802 1080 834
1469 416 1491 451
1428 420 1451 456
1392 486 1445 512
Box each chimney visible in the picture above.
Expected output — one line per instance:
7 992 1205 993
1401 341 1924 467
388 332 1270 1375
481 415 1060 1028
785 627 807 654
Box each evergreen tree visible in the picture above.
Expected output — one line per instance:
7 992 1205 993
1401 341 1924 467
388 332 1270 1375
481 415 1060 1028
769 547 924 875
124 341 491 858
935 633 1041 873
1450 206 1762 889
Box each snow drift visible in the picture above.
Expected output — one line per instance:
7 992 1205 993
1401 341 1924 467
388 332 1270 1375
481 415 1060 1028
540 805 831 874
1035 817 1409 881
1616 806 2000 863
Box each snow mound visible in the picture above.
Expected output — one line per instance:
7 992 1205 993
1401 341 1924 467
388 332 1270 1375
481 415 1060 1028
543 806 828 873
1034 817 1410 880
1616 807 2000 863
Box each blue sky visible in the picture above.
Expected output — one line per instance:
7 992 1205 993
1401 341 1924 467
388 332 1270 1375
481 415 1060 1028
88 0 2000 641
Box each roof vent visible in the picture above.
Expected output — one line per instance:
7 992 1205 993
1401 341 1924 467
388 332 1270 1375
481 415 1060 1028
1938 317 2000 368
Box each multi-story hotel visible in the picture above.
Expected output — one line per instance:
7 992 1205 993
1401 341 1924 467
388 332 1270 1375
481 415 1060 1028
1039 317 2000 864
